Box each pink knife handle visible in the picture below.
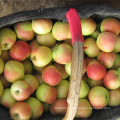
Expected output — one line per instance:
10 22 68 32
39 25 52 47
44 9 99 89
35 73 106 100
66 8 84 44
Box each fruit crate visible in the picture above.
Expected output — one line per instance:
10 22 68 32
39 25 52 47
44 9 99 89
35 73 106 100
0 4 120 120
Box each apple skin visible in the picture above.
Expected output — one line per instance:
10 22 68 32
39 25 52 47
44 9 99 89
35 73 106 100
65 61 71 76
10 41 31 61
34 73 44 84
0 81 4 97
114 35 120 53
26 97 44 119
79 80 89 99
108 88 120 106
112 54 120 69
0 28 16 50
53 43 72 64
88 86 109 109
42 65 62 86
54 63 69 79
81 18 96 36
0 57 4 75
52 21 71 41
32 18 52 34
84 38 101 57
37 32 56 47
0 44 2 55
90 30 100 39
56 80 69 99
29 39 39 50
4 60 25 83
24 74 39 94
22 59 33 74
50 99 68 115
1 50 11 62
36 83 57 104
76 99 92 118
0 88 16 108
87 77 103 88
87 60 106 81
31 46 52 67
97 51 116 68
96 32 116 52
103 70 120 89
9 102 32 120
0 75 11 88
14 21 34 41
100 18 120 36
10 80 31 101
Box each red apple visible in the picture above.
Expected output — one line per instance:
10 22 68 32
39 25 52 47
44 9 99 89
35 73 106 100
96 32 116 52
0 88 16 108
53 43 72 64
10 80 31 101
0 28 16 50
10 41 31 61
4 60 25 83
1 50 11 62
42 65 62 86
36 83 57 104
29 39 39 50
14 21 34 41
103 70 120 89
50 99 68 115
10 102 32 120
26 97 44 119
24 74 39 94
32 18 52 34
31 46 52 67
87 60 106 81
100 18 120 36
88 86 109 109
0 57 4 75
97 51 116 68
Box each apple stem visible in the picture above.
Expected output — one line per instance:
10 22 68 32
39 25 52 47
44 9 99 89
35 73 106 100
30 56 36 61
3 43 8 49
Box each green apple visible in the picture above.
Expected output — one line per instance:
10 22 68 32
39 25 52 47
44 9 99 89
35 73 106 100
0 81 4 97
0 57 4 75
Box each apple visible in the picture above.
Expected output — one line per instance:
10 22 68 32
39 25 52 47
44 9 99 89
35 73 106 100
22 59 33 74
53 43 72 64
79 80 89 99
100 18 120 36
96 32 116 52
50 99 68 115
87 77 103 88
108 88 120 107
0 81 4 97
10 102 32 120
87 60 106 81
32 18 52 34
10 80 31 101
26 97 44 119
31 46 52 67
84 38 101 57
103 70 120 89
112 54 120 69
81 18 96 36
85 57 94 67
37 32 56 47
88 86 109 109
0 75 11 88
76 99 92 118
65 61 71 76
36 83 57 104
14 21 34 41
0 57 4 75
90 30 100 39
24 74 39 94
34 73 44 84
56 80 69 99
97 51 116 68
52 21 71 41
0 28 16 50
0 43 2 55
1 50 11 62
54 63 69 79
114 35 120 53
29 39 39 50
4 60 25 83
42 65 62 86
10 41 31 61
0 88 16 108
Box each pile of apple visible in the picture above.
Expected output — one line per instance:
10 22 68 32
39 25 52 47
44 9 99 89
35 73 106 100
0 16 120 120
